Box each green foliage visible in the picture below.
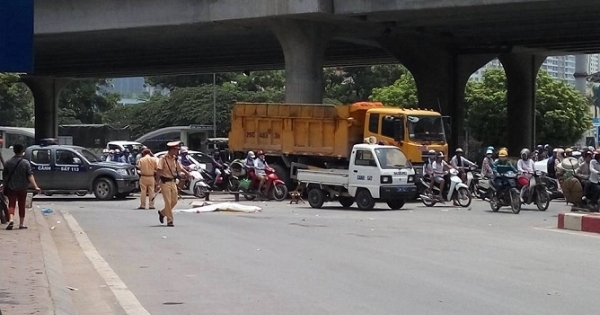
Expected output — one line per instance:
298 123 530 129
369 72 418 107
465 69 592 146
104 84 284 139
0 73 34 127
58 79 119 124
324 65 408 104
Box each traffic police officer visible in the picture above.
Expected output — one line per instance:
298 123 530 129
155 141 190 226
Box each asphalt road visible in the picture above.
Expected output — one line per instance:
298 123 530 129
37 194 600 315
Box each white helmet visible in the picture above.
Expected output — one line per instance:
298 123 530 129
248 151 255 159
520 148 530 157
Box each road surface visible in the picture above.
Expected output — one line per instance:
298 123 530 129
37 195 600 315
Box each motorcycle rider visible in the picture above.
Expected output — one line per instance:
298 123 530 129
178 147 193 170
210 150 225 187
579 150 600 205
492 148 518 189
517 148 535 202
422 149 436 177
565 148 573 158
254 150 269 194
450 148 476 183
547 148 558 178
430 151 452 201
481 149 495 178
245 151 255 173
123 149 135 165
100 149 109 162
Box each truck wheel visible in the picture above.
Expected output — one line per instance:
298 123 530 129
387 199 405 210
339 197 354 208
356 189 375 210
93 178 116 200
308 189 325 209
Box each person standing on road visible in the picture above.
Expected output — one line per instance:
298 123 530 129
137 148 158 210
155 141 190 227
2 144 41 230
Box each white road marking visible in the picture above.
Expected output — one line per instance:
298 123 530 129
62 211 152 315
534 226 600 239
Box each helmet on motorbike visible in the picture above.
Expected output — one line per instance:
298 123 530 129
520 148 530 159
536 145 544 151
436 151 445 158
485 149 493 155
486 146 494 152
455 148 464 153
247 151 255 159
180 146 189 153
428 149 436 155
498 149 508 157
256 150 265 156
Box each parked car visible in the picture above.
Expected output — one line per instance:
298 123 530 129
106 140 144 153
26 144 139 200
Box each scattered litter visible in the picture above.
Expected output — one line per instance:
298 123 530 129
467 207 472 211
177 202 261 213
546 292 560 296
370 229 375 231
41 208 53 215
66 286 78 291
256 248 261 251
140 266 149 269
368 218 374 220
488 224 492 227
161 236 167 239
315 214 320 217
441 209 449 212
50 226 55 230
56 221 61 224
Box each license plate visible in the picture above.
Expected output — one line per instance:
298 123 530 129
396 187 408 192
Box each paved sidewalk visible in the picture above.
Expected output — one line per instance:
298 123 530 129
0 209 53 315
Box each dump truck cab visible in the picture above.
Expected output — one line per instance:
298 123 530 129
361 106 448 169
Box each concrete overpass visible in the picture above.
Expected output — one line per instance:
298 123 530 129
27 0 600 154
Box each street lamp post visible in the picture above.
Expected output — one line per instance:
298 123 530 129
213 73 217 138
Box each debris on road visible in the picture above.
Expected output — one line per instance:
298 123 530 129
66 286 78 291
41 208 53 215
176 202 261 213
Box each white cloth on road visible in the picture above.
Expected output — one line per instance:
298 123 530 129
174 202 262 213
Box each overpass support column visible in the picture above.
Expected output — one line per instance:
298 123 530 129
271 20 333 103
22 77 71 143
379 38 495 151
498 53 545 155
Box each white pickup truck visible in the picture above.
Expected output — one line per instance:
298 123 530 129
297 144 417 210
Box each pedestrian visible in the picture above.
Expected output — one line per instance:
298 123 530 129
155 141 190 227
2 144 41 230
136 148 158 210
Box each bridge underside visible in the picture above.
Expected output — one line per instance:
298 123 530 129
34 0 600 77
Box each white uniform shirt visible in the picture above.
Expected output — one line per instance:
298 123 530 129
431 160 448 175
590 159 600 184
450 156 476 169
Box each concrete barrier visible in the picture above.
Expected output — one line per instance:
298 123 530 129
558 212 600 233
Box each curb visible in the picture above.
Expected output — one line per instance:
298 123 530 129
33 208 78 315
558 212 600 233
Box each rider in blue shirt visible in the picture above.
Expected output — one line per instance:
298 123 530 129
492 148 518 188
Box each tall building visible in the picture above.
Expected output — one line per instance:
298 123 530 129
470 54 600 85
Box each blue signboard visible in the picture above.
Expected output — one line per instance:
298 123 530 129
0 0 34 72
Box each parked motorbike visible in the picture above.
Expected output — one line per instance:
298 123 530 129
419 169 472 207
240 166 288 201
518 171 550 211
179 165 211 198
489 171 521 214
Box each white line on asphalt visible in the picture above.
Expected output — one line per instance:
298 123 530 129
534 227 600 239
62 211 152 315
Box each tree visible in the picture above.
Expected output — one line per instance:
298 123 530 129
0 73 34 127
466 69 592 147
324 65 409 104
368 72 418 107
103 84 284 139
58 79 120 124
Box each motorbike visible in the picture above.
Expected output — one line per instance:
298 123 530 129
419 169 472 207
518 171 550 211
489 171 521 214
199 164 239 193
240 166 288 201
542 176 563 200
179 165 211 198
473 171 493 200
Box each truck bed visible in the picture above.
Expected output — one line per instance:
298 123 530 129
296 168 349 187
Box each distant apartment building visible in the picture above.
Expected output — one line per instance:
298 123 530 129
470 54 600 85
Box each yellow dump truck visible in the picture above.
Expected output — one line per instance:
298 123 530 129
228 102 449 186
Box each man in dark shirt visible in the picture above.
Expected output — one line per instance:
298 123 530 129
2 144 41 230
